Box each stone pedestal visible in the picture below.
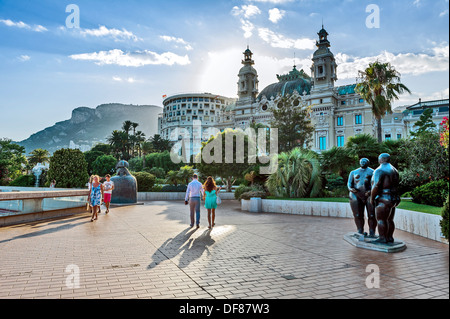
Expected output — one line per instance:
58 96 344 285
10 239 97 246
343 232 406 253
249 197 262 213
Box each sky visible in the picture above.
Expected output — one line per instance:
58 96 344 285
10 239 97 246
0 0 449 142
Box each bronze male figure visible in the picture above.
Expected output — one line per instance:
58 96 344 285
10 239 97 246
371 153 401 244
348 158 376 237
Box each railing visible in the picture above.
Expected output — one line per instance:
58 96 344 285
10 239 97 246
0 187 89 226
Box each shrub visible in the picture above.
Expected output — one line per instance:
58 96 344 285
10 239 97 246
133 172 156 192
440 195 449 240
234 184 263 200
92 155 117 177
411 180 449 207
151 184 164 192
47 148 89 188
146 167 165 179
239 190 267 200
10 175 35 187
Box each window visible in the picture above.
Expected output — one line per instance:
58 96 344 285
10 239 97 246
341 100 346 106
319 136 327 150
337 116 344 126
337 136 345 147
397 134 402 139
355 114 362 125
385 134 391 141
318 65 324 75
359 98 364 103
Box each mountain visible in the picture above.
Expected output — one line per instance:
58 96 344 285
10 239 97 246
17 103 162 154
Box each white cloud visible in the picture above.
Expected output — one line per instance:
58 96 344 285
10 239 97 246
0 19 47 32
80 25 141 42
258 28 316 50
231 5 262 18
240 19 255 38
335 43 449 79
18 55 31 62
69 49 191 67
251 0 295 3
440 9 449 17
160 35 193 51
113 76 136 83
268 8 286 23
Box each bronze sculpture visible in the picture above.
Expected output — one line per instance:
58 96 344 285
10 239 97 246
370 153 401 244
111 160 137 204
348 158 376 237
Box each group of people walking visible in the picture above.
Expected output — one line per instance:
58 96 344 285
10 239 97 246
87 174 114 222
185 174 221 229
87 172 221 228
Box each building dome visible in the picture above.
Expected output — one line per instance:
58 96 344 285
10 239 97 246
257 66 311 100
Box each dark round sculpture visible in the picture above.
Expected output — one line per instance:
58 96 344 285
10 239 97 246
111 160 137 204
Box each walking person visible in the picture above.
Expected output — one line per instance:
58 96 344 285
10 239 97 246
185 174 204 228
203 176 221 229
103 174 114 214
89 175 103 222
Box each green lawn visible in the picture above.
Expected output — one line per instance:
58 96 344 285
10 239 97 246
266 196 442 215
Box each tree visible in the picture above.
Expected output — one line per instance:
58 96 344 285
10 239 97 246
90 143 112 155
151 134 172 153
196 128 255 192
356 60 411 142
399 131 449 193
346 134 386 167
92 155 117 176
0 139 27 184
165 170 181 187
84 150 105 175
178 165 194 185
141 141 154 169
411 108 437 138
47 149 89 188
320 146 357 184
266 148 323 198
28 148 50 166
269 94 314 152
439 116 449 150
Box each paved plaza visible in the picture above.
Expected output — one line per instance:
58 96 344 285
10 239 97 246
0 200 448 300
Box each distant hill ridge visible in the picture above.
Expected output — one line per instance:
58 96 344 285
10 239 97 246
18 103 162 154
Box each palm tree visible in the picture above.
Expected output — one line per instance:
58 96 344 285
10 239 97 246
320 146 357 184
178 165 194 185
165 170 181 187
356 60 411 143
28 148 50 166
141 141 154 169
266 148 322 198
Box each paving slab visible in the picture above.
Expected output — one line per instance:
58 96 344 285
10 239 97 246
0 200 448 300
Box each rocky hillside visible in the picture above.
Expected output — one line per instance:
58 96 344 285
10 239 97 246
17 103 162 154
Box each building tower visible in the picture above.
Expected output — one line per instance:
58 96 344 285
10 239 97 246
237 46 259 106
310 25 337 91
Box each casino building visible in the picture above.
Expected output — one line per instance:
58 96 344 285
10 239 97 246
158 26 449 153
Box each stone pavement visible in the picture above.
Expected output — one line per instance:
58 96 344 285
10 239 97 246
0 200 448 300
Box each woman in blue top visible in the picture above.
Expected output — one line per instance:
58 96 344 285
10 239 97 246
89 175 104 222
203 176 221 229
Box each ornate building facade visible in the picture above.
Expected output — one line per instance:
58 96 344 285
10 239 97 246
158 26 449 153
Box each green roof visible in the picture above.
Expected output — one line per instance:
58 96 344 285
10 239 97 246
337 84 356 95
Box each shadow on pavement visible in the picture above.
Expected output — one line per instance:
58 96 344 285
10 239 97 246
148 227 215 269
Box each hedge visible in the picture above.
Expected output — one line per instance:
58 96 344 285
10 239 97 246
411 180 449 207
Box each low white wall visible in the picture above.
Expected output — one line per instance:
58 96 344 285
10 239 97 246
241 199 447 244
138 192 236 201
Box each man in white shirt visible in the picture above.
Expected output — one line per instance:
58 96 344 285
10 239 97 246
185 174 204 228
